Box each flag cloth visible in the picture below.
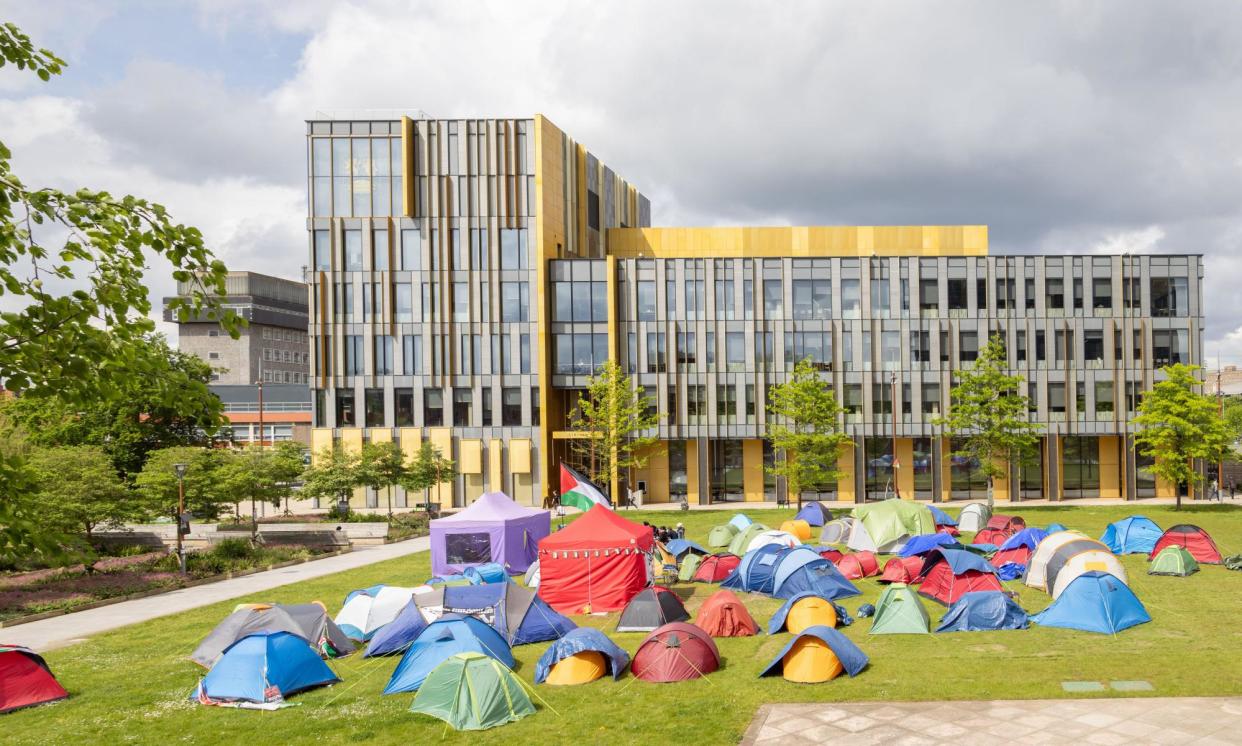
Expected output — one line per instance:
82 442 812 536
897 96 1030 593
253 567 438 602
560 464 611 511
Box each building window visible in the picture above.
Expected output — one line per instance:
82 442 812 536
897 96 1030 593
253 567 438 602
686 279 704 320
364 388 384 427
1092 278 1112 310
372 229 388 270
745 384 756 420
1150 276 1188 317
784 331 832 371
336 388 356 426
919 278 939 313
453 389 472 426
554 333 609 375
840 279 861 317
394 282 412 322
1049 382 1066 414
1096 381 1114 413
743 278 753 320
502 388 522 426
313 230 331 271
424 388 443 427
677 330 696 369
343 229 363 271
1025 278 1036 311
335 282 354 320
1055 330 1074 363
716 384 737 423
374 336 394 374
687 384 706 424
715 279 734 320
646 332 667 374
871 278 890 317
402 335 422 374
791 279 830 319
501 282 529 322
531 386 540 426
911 330 931 363
208 352 219 360
401 228 420 271
553 280 608 322
1046 277 1064 310
1073 278 1084 311
725 332 745 372
395 389 414 426
959 330 978 362
996 278 1015 311
498 229 528 270
479 387 492 427
1152 329 1188 367
344 335 364 375
520 334 531 374
763 279 783 316
946 279 967 310
1084 330 1104 362
843 383 863 415
636 281 656 321
881 331 900 370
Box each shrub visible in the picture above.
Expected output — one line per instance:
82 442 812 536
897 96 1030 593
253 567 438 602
212 538 255 560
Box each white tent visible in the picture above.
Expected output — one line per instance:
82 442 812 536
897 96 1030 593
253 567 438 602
957 503 992 533
334 585 418 641
1025 531 1092 591
524 560 541 588
1050 550 1128 600
746 529 801 553
820 517 855 546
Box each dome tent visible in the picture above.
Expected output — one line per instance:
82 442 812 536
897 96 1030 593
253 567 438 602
616 587 690 632
706 524 738 548
192 631 339 706
835 551 881 580
537 504 654 614
727 523 772 555
677 553 703 582
898 533 960 557
1149 545 1199 576
1100 516 1163 555
695 589 759 637
878 556 924 585
795 501 832 527
0 645 68 714
335 585 418 641
758 625 869 684
847 499 936 553
819 517 855 545
868 584 930 634
665 539 709 559
631 623 720 683
927 504 958 527
917 548 1003 606
990 528 1049 570
935 591 1029 632
1149 524 1223 564
191 602 355 669
535 628 630 685
721 543 787 594
692 553 741 583
430 491 550 576
410 652 534 731
1032 571 1150 634
780 520 813 542
768 592 850 634
957 503 991 533
524 560 541 588
728 514 754 532
413 582 576 646
773 555 861 600
383 614 513 694
364 599 429 657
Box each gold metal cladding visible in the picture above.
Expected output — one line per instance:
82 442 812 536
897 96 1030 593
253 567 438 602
605 225 989 258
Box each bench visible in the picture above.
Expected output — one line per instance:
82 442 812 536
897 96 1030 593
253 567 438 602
257 529 350 550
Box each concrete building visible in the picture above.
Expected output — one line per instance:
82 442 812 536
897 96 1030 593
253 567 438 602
305 114 1203 507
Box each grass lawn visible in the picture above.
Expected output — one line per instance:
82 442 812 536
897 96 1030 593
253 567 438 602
6 503 1242 745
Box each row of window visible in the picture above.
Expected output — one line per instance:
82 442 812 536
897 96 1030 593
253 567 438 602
326 279 530 324
312 227 531 273
326 386 540 428
330 333 533 377
261 370 309 384
262 348 308 365
260 327 308 344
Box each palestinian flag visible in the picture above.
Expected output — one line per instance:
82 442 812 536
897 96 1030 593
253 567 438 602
559 464 611 512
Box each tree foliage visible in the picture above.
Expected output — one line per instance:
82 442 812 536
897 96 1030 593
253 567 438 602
25 445 132 539
934 334 1041 498
356 441 406 515
299 445 362 508
766 358 853 498
1132 363 1231 508
566 359 661 494
398 441 456 510
133 447 232 522
216 443 307 530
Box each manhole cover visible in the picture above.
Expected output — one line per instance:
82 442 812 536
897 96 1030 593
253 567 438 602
1110 681 1154 692
1061 681 1107 692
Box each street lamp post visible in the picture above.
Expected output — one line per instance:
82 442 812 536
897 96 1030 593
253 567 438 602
172 462 188 574
891 371 900 499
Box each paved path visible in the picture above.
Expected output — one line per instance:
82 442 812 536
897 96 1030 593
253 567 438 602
743 697 1242 745
3 536 430 653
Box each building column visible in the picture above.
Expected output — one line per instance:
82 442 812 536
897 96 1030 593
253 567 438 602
895 438 915 500
939 437 953 503
742 439 765 502
1098 435 1122 498
836 439 856 504
687 438 701 505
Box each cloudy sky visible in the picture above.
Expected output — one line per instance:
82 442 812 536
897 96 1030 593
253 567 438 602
3 1 1242 362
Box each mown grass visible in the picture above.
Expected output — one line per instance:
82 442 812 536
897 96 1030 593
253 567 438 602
6 504 1242 745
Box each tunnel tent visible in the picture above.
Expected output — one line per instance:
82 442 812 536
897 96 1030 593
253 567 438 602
1031 571 1151 634
192 602 355 669
746 529 802 553
1024 531 1092 590
935 591 1029 632
1100 516 1163 555
758 625 869 683
1148 545 1199 576
727 523 773 555
957 503 992 533
795 501 833 527
192 631 339 706
409 652 534 731
383 614 514 695
721 543 788 594
868 583 930 634
430 491 550 576
534 627 630 685
707 524 738 548
1149 524 1223 564
1049 549 1129 600
0 646 68 714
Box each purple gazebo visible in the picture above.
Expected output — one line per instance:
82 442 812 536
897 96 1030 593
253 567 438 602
429 491 551 576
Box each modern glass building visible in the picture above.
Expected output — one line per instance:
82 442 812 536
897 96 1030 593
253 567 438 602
306 115 1203 508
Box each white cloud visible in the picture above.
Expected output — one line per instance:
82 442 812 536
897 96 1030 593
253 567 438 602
1087 226 1167 255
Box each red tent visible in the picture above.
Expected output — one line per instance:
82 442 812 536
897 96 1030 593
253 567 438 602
692 554 741 583
632 623 720 682
936 524 961 537
878 556 924 584
1149 524 1223 564
695 590 758 637
917 550 1003 606
990 546 1031 568
973 528 1012 546
986 515 1025 532
537 505 654 614
0 646 68 714
818 548 844 563
835 551 880 580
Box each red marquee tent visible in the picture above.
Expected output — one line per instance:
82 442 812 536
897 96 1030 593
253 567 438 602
0 645 68 714
537 505 654 614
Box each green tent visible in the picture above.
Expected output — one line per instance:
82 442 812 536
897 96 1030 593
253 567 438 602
869 583 930 634
727 523 771 556
707 524 737 548
849 500 935 552
410 652 535 731
678 554 703 582
1149 545 1199 577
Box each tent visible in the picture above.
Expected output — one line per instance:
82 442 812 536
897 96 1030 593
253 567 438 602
365 600 429 657
728 514 754 532
193 632 339 705
987 514 1025 532
746 529 802 553
665 539 709 558
1149 524 1223 564
0 646 68 714
1149 545 1199 576
1031 571 1151 634
523 561 541 588
879 556 924 585
818 547 845 563
795 501 832 527
917 549 1003 606
973 528 1013 546
464 563 509 585
677 553 703 582
835 551 880 580
535 628 630 685
773 556 861 601
721 544 788 594
706 524 737 548
759 625 869 683
410 652 534 731
414 582 576 646
928 504 958 527
868 584 930 634
191 602 355 669
537 504 654 613
726 523 772 555
384 614 514 694
767 593 848 634
631 623 720 683
335 585 418 641
616 587 690 632
1049 549 1128 600
1101 516 1163 555
430 491 550 576
779 520 813 542
847 499 935 553
819 517 855 545
1046 522 1069 533
696 589 759 637
692 553 741 583
991 528 1050 570
935 591 1029 632
958 503 992 533
897 533 960 557
1025 531 1091 590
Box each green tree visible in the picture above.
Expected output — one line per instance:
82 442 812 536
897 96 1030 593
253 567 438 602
566 359 661 495
934 334 1041 506
133 447 231 522
399 441 456 512
1132 363 1231 508
215 444 305 537
1221 396 1242 452
25 445 132 539
766 358 853 500
266 441 310 515
299 445 362 512
0 23 238 561
356 441 407 515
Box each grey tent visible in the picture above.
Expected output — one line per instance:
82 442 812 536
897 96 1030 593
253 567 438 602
191 602 356 668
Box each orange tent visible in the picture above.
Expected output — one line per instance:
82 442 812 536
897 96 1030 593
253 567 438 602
695 590 759 637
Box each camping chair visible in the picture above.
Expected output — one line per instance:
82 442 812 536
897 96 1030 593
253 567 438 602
653 543 679 585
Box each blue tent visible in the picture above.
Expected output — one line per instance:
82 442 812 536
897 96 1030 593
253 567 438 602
1100 516 1163 555
415 583 576 646
721 544 787 593
795 501 832 527
383 614 514 694
665 539 709 558
463 563 509 585
193 631 339 704
728 514 754 532
534 628 630 683
772 558 861 601
767 592 854 634
365 600 429 657
769 547 827 590
995 563 1025 582
935 591 1029 632
758 625 869 678
1046 522 1069 533
928 505 957 527
1031 571 1151 634
898 533 960 557
919 548 997 577
998 527 1049 552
